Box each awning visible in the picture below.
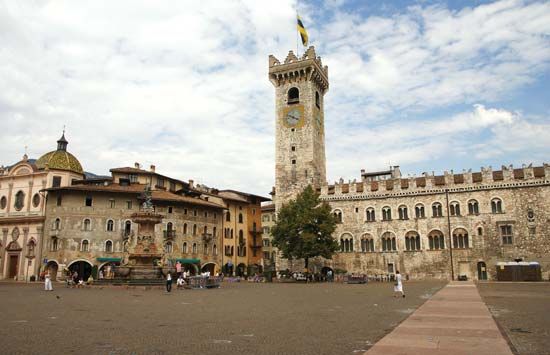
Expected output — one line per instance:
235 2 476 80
96 257 122 262
171 258 200 264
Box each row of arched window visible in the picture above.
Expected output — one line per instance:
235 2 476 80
334 198 504 223
339 228 472 253
225 211 245 223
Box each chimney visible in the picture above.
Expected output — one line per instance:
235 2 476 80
188 179 194 188
150 165 156 172
134 162 140 169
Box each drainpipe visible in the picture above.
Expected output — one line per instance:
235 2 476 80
445 189 455 281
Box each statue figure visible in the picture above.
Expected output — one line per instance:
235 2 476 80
141 185 154 212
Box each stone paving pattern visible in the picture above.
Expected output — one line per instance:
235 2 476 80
365 282 514 355
0 280 444 355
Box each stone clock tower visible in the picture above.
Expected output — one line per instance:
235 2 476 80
269 46 329 211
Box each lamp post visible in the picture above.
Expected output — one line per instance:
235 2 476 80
445 189 455 281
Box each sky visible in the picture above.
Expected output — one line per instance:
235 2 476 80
1 0 549 197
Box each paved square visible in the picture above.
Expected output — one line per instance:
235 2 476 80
478 282 550 355
0 281 444 354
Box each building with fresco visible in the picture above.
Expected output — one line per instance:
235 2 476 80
269 46 550 280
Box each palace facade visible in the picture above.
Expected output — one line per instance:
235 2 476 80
269 46 550 280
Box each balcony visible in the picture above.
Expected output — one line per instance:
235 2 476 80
202 233 213 243
163 230 176 239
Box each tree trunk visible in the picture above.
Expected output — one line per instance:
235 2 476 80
304 257 309 270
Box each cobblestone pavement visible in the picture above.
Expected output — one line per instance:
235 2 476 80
477 282 550 355
0 280 444 355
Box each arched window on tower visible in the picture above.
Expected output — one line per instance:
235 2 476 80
288 87 299 104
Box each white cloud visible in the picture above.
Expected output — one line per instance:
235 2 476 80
0 1 549 195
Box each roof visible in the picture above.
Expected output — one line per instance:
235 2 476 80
218 189 271 202
36 150 83 174
44 183 225 209
261 203 275 212
109 167 190 188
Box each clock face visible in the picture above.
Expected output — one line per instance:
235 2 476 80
286 109 301 126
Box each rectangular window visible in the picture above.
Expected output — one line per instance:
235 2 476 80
56 195 62 206
168 207 173 214
169 181 176 192
157 177 164 188
52 176 62 187
129 174 138 183
184 208 188 215
501 225 513 245
263 251 270 259
109 199 115 208
126 201 132 210
263 239 270 247
85 196 93 207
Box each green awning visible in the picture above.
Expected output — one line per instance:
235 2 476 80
96 257 122 262
171 258 200 264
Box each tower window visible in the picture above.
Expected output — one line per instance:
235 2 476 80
315 91 320 108
291 146 296 151
288 87 299 104
291 159 296 164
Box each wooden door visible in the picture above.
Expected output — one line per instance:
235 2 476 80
9 255 19 278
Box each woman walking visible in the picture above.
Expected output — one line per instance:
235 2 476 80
44 270 53 291
394 270 405 298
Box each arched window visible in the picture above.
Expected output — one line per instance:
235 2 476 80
452 228 469 249
366 208 375 222
382 207 392 221
238 213 243 223
14 191 25 211
477 227 483 236
428 231 445 250
381 232 397 251
167 222 173 231
203 226 208 235
83 219 91 231
339 233 354 252
164 241 173 253
398 205 408 220
432 203 443 217
183 223 188 234
213 244 218 256
468 200 479 215
491 198 503 213
415 204 425 218
288 87 299 103
213 227 217 237
54 218 61 230
106 219 114 232
81 239 89 252
193 224 197 235
0 196 7 209
450 202 461 216
405 232 421 251
182 242 188 254
333 210 343 223
192 243 197 254
315 91 320 108
105 240 113 253
226 212 231 222
203 243 209 255
124 220 132 236
361 234 374 252
32 193 40 208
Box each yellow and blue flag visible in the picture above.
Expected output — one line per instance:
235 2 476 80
297 15 309 47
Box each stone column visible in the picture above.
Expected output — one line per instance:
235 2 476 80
0 228 8 278
6 182 13 213
26 181 33 213
20 227 29 280
35 226 43 276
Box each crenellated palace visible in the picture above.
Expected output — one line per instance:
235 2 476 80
269 46 550 280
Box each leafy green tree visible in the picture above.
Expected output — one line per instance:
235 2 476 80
272 185 339 269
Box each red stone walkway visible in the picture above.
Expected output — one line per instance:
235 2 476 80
365 282 514 355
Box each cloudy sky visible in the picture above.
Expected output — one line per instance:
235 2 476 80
1 0 549 196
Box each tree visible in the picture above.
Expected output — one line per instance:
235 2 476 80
272 185 339 270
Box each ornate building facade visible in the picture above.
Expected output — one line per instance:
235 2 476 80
269 47 550 280
0 133 84 280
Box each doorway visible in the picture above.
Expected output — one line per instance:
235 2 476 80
68 261 92 282
477 261 487 280
9 255 19 279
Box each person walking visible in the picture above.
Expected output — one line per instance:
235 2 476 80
394 270 405 298
166 272 172 293
44 270 53 291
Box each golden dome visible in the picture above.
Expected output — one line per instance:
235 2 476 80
36 133 83 174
